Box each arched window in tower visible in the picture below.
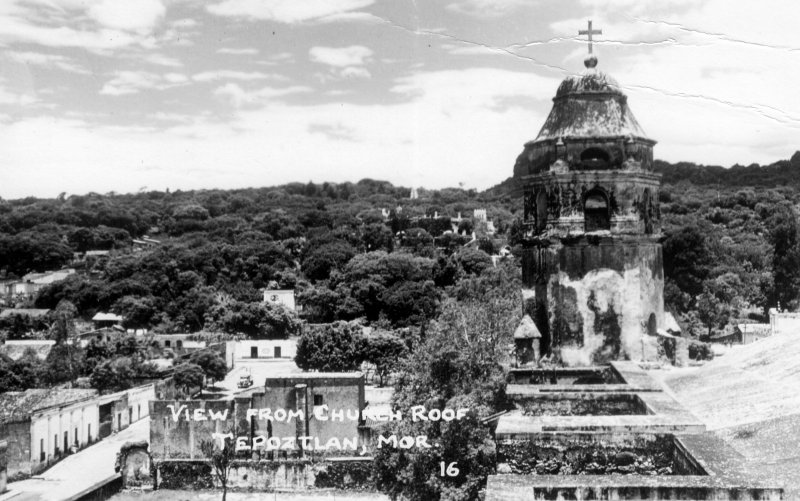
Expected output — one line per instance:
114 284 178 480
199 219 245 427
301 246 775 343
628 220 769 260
642 188 653 234
580 147 611 169
536 191 548 232
584 189 611 231
647 313 657 336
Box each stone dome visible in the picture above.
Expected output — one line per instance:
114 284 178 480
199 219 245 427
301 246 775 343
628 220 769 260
513 57 656 177
536 68 647 142
554 69 622 99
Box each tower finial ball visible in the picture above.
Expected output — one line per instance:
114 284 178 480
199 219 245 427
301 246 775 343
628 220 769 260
584 54 598 69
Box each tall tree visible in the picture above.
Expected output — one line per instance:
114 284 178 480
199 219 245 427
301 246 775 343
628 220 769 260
295 322 365 372
200 436 235 501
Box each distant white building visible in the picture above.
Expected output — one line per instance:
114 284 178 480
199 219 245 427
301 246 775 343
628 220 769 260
92 312 123 328
2 270 76 299
263 289 296 311
770 309 800 336
229 339 297 361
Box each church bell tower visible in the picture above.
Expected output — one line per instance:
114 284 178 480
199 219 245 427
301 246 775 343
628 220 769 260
515 22 664 364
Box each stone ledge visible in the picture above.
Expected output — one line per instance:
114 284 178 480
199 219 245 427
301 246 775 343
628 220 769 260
485 474 782 501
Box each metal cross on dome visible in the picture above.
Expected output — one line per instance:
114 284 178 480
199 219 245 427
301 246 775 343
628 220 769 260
579 20 602 54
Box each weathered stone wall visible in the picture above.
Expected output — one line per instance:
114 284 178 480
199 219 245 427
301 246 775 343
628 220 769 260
523 238 664 364
5 421 31 478
0 439 7 493
515 134 655 176
518 394 647 416
155 458 375 492
118 441 152 488
522 171 661 236
149 400 235 460
497 433 681 476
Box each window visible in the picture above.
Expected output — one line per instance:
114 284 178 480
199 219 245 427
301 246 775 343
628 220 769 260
313 394 324 406
274 346 282 358
176 340 183 349
88 424 92 443
584 189 611 231
40 439 45 462
164 340 171 347
647 313 657 336
535 191 548 233
74 427 78 446
580 147 611 169
642 188 654 234
251 346 258 358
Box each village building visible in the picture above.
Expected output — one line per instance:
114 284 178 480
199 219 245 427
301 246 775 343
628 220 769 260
0 389 99 477
262 289 296 311
769 308 800 336
714 323 772 345
76 327 126 346
0 385 155 479
91 312 123 329
149 372 366 463
152 333 207 357
514 47 664 364
0 270 75 300
229 338 296 361
0 340 55 361
0 308 50 322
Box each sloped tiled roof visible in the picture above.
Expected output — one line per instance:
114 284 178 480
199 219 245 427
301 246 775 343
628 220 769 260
0 389 98 424
0 308 50 319
92 312 123 322
514 314 542 339
0 341 55 361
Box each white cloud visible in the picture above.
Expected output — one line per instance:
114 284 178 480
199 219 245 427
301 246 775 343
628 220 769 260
207 0 374 24
0 0 165 51
309 45 373 67
309 45 373 79
193 70 285 82
88 0 165 34
446 0 529 18
0 87 38 106
217 47 260 55
100 71 189 95
0 68 558 198
6 51 90 74
339 66 371 79
213 82 312 107
142 53 183 67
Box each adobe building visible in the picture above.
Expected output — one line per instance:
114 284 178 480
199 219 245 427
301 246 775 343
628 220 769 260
149 372 366 461
514 51 663 364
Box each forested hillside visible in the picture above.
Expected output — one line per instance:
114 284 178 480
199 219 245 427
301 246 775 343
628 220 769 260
1 153 800 341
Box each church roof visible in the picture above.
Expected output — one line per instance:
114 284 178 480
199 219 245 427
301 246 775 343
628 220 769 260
534 56 651 143
514 314 541 339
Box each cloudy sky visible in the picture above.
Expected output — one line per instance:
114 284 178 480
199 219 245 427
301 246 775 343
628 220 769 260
0 0 798 199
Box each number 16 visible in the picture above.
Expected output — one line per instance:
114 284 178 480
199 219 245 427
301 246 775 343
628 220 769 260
439 461 459 477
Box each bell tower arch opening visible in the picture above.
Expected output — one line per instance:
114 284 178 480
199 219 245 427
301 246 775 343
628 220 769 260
642 188 654 234
535 191 548 232
579 147 611 169
584 189 610 231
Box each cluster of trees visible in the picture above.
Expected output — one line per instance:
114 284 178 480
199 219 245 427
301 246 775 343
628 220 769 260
295 322 408 386
660 184 800 338
2 179 510 339
373 263 522 501
292 263 521 500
